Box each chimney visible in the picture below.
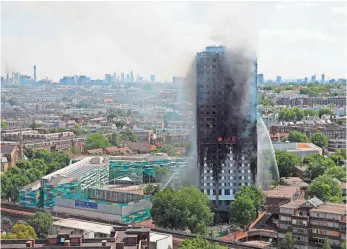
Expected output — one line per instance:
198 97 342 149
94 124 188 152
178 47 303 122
26 241 32 248
115 242 124 249
101 240 107 246
64 240 70 247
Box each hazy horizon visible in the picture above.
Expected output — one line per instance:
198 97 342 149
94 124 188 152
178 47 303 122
1 1 346 82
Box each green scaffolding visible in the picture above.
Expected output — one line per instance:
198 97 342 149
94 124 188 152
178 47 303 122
109 161 155 184
43 180 81 210
19 188 41 209
121 209 152 224
108 159 192 185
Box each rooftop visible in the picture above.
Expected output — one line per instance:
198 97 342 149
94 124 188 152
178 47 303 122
273 142 322 151
53 218 113 235
263 186 299 198
0 144 18 154
280 177 309 188
312 202 346 215
42 157 108 183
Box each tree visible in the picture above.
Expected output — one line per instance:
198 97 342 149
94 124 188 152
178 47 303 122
154 166 171 182
329 155 345 166
278 108 304 122
310 132 328 148
30 121 42 129
143 183 160 196
107 108 127 121
259 96 274 106
1 149 70 201
293 107 304 121
275 150 301 177
1 121 8 128
262 85 275 91
115 120 126 128
307 175 342 202
287 130 308 142
323 239 331 249
85 133 111 149
24 148 34 159
303 109 318 117
278 232 295 249
341 240 346 249
154 145 180 157
1 224 37 240
229 196 256 228
151 186 214 234
319 108 334 118
335 149 346 160
178 237 227 249
123 128 137 142
324 166 347 182
108 130 137 146
109 132 125 146
27 212 53 238
305 155 336 179
235 186 265 212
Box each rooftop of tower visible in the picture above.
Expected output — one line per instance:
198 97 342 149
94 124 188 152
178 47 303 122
204 45 226 53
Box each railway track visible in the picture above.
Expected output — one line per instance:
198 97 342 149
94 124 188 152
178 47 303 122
1 203 261 249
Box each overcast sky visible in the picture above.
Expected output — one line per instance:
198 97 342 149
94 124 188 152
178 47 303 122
1 1 346 82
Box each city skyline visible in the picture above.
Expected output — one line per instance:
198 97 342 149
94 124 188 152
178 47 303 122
2 63 345 85
2 2 346 81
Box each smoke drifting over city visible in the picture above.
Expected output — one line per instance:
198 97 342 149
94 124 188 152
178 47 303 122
176 16 280 190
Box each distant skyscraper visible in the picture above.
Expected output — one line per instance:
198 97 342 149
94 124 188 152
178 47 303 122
276 76 282 84
257 74 264 84
337 78 346 84
304 77 308 83
34 65 37 82
150 75 155 82
104 74 112 84
78 75 89 85
311 74 316 82
329 79 336 83
112 73 117 83
321 74 325 84
73 75 78 85
126 74 130 82
196 46 257 214
130 71 134 82
121 73 125 81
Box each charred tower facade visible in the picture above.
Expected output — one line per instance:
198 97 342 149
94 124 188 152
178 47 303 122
196 46 258 215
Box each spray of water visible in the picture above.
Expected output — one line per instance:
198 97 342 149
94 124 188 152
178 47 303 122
256 117 280 190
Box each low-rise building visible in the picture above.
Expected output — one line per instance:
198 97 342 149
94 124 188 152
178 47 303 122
278 197 346 249
131 129 153 143
295 166 311 182
1 153 9 172
269 133 289 142
263 186 302 213
273 142 322 159
280 177 309 190
1 226 173 249
328 139 346 153
164 133 191 145
0 144 21 167
270 124 346 140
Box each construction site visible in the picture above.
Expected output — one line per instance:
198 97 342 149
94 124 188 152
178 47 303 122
19 154 192 224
